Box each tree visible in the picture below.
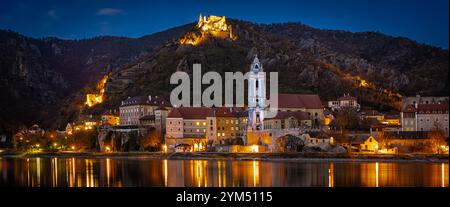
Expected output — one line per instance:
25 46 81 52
139 128 163 151
428 121 446 154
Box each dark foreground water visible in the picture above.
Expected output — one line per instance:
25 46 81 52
0 157 448 187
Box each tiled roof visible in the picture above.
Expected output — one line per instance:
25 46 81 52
361 109 383 116
266 111 310 120
167 107 211 119
416 104 449 112
338 95 357 101
121 96 171 107
403 104 416 113
207 107 245 117
275 93 322 109
402 104 449 113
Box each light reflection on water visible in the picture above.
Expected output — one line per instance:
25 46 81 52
0 157 447 187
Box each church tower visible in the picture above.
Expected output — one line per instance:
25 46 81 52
248 55 266 131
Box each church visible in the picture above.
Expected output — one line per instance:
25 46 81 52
245 55 324 152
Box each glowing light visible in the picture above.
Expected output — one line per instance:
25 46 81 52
85 75 108 107
35 144 40 148
375 162 379 187
163 159 168 187
252 160 260 187
71 146 75 150
251 145 259 153
105 146 111 152
179 14 236 46
53 143 57 147
162 144 168 153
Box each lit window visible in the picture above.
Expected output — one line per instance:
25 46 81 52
203 122 206 126
222 133 225 136
217 133 220 137
196 122 200 126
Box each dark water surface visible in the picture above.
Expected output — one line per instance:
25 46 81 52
0 157 448 187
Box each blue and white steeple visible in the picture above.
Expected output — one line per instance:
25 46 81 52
248 55 266 131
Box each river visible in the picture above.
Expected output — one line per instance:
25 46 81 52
0 157 448 187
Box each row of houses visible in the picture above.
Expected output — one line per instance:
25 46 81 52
165 93 324 151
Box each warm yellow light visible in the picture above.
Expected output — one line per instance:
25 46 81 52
71 146 75 150
330 137 335 145
36 144 40 148
251 145 259 153
180 14 236 46
85 75 108 108
162 144 168 153
53 143 57 147
105 146 111 152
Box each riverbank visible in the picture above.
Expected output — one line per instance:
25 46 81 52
0 150 448 162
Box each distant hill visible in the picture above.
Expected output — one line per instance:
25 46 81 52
0 18 448 136
0 24 192 135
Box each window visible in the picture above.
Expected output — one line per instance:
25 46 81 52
222 133 225 136
202 122 206 126
196 122 200 126
256 80 259 88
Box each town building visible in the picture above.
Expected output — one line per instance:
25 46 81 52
401 95 449 110
328 94 360 111
360 136 379 152
276 93 324 127
264 111 311 130
401 103 449 136
101 110 120 126
206 107 247 146
165 107 211 152
360 109 384 121
119 95 171 126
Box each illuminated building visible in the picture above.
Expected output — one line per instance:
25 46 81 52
165 107 210 152
119 95 171 126
179 14 236 46
328 94 359 111
101 110 120 126
206 107 247 145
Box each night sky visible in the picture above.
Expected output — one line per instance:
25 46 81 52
0 0 448 48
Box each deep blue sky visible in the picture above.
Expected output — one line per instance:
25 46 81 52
0 0 448 48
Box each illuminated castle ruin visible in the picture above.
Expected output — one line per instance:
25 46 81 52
180 14 236 45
